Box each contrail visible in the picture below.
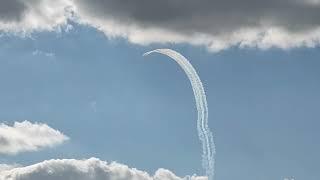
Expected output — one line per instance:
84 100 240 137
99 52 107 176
143 49 216 180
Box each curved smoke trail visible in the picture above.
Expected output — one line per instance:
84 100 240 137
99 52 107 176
143 49 216 180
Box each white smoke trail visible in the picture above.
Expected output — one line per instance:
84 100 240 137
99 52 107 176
143 49 216 180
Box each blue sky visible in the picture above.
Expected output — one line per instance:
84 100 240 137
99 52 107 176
1 22 320 180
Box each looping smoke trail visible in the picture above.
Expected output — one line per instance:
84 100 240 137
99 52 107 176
143 49 216 180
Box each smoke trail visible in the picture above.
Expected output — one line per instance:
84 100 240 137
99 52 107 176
143 49 216 180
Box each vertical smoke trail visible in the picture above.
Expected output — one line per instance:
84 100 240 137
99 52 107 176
143 49 216 180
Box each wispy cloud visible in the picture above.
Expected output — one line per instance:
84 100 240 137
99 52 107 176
284 177 295 180
89 101 97 113
0 121 69 155
32 50 55 58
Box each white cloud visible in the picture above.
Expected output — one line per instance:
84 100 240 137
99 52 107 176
0 121 69 155
0 158 206 180
0 164 20 172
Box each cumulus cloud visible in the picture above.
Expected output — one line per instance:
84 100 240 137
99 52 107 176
0 164 20 172
1 0 320 51
0 158 206 180
0 121 69 155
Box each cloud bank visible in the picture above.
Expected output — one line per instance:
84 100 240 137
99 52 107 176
0 0 320 51
0 158 206 180
0 121 69 155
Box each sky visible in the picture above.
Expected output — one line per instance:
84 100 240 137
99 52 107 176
1 1 320 180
